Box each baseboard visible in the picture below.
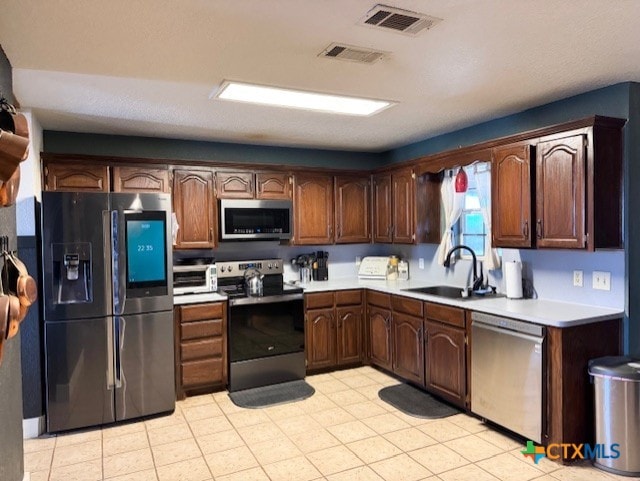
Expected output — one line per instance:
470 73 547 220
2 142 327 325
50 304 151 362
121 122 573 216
23 473 30 481
22 416 45 439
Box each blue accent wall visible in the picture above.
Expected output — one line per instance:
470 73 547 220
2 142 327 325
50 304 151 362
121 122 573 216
43 131 386 170
386 83 631 162
626 83 640 355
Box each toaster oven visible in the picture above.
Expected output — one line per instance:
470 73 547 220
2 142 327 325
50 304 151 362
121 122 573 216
173 264 217 295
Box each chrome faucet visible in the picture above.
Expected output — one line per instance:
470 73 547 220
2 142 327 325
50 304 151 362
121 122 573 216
443 244 483 292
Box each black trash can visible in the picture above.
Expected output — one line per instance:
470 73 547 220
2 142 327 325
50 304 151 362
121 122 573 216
588 356 640 477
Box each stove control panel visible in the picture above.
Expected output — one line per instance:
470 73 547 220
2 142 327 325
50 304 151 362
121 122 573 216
217 258 284 278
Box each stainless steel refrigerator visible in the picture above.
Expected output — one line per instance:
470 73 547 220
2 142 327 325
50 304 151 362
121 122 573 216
41 191 175 432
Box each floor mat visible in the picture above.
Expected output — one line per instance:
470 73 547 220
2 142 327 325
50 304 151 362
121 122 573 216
228 380 315 409
378 383 460 419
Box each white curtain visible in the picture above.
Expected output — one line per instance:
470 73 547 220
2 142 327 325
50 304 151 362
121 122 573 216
437 172 465 266
474 165 501 270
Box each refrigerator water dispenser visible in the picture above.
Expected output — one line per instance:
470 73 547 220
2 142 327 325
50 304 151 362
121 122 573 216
52 243 92 304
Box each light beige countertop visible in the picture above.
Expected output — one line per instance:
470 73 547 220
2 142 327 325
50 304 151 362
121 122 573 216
295 277 624 328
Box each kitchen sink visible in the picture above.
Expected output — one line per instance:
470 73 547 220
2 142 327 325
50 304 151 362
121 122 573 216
402 285 501 300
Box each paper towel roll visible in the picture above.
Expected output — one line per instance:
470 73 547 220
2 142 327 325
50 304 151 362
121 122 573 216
505 261 523 299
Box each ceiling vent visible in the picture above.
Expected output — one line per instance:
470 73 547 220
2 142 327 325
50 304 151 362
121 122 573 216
319 43 387 64
359 4 442 35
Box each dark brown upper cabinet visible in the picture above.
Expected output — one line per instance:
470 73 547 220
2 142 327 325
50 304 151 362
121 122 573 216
256 171 292 199
112 166 170 193
172 169 216 249
44 163 110 192
372 169 416 244
334 175 371 244
534 117 624 250
292 173 334 245
414 171 442 244
215 171 255 199
535 134 586 249
392 169 416 244
372 173 393 243
492 143 534 248
216 171 291 200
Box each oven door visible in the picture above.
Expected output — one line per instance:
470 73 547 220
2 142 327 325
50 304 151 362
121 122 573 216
228 294 305 391
228 294 304 362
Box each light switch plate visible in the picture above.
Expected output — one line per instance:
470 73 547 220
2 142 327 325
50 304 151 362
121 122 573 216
419 258 424 269
592 271 611 291
573 270 583 287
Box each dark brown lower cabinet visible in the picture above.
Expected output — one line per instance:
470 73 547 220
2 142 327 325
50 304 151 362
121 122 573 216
175 302 227 399
305 290 363 371
424 320 466 407
305 307 336 370
336 305 363 365
392 313 424 385
368 305 393 371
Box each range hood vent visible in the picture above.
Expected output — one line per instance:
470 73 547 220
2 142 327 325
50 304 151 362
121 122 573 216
319 43 387 64
359 4 442 35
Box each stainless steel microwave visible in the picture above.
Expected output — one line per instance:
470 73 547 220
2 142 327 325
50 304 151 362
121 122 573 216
219 199 293 241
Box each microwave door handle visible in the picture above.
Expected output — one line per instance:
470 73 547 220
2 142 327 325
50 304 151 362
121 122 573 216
111 210 126 316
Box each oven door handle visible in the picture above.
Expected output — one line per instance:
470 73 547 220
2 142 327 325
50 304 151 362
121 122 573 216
229 293 303 306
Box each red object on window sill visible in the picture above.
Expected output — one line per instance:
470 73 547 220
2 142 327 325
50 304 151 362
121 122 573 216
455 168 468 193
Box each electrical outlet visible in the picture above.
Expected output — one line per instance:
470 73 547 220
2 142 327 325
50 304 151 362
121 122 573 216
573 270 583 287
355 256 361 266
592 271 611 291
419 258 425 269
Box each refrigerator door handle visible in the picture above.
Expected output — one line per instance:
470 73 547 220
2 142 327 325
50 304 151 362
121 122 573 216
106 318 115 389
114 316 124 389
111 210 127 315
103 210 114 311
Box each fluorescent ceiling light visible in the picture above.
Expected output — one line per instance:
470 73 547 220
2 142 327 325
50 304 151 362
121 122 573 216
214 81 394 116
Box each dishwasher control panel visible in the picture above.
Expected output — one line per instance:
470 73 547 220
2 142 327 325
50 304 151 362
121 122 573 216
471 311 544 337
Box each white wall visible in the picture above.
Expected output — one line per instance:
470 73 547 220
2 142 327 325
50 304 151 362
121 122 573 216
16 110 42 236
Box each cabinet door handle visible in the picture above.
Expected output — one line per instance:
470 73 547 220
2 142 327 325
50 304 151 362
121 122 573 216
523 220 529 238
536 219 542 239
209 228 213 241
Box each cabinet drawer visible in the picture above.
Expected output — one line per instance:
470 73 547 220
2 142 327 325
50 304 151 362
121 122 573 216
425 302 465 328
336 289 362 306
392 295 424 317
180 303 223 323
182 319 223 340
367 290 391 308
182 358 223 387
306 292 334 309
181 338 223 361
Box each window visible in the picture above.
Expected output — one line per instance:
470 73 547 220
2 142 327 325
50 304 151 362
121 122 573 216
451 163 490 259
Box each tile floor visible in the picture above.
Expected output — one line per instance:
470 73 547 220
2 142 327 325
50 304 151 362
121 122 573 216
23 366 638 481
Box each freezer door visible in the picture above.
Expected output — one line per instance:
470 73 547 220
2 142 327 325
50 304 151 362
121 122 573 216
45 317 115 432
114 310 175 421
41 192 111 321
110 193 173 316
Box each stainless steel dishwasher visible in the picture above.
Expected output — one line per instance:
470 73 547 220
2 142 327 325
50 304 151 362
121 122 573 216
471 312 545 443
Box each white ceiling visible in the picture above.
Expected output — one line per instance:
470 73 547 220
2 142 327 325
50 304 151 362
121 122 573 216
1 0 640 152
